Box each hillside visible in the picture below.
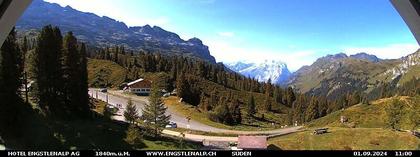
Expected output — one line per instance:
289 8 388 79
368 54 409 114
287 51 420 100
269 96 420 150
164 95 288 131
87 58 292 128
268 127 420 150
16 0 216 62
306 96 420 130
88 59 127 88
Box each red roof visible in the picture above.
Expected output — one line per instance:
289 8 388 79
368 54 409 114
237 136 267 149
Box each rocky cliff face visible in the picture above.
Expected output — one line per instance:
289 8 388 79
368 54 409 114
16 0 216 63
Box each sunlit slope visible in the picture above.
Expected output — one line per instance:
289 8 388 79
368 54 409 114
268 127 420 150
307 96 420 130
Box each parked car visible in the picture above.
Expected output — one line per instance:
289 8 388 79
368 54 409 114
99 88 107 92
165 122 177 128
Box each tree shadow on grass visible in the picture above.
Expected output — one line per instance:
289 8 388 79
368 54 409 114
267 144 283 150
53 114 135 150
0 98 63 149
0 99 137 150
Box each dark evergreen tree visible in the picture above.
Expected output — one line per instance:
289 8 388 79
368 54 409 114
386 99 403 130
285 87 296 107
0 28 22 99
0 28 23 129
62 32 81 116
247 95 256 118
78 43 90 116
142 80 170 137
232 99 242 124
305 96 319 122
31 25 65 116
176 73 187 99
124 99 139 124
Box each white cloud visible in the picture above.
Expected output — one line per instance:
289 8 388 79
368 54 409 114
342 43 419 59
217 32 235 37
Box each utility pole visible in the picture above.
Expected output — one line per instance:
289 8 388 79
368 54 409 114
106 93 109 103
24 72 28 103
106 80 109 103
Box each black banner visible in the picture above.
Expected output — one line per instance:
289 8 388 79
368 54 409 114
0 150 418 157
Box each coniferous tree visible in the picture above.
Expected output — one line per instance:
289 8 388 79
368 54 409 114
292 95 305 125
114 46 119 63
386 99 403 130
285 87 296 107
232 99 242 124
124 124 144 148
31 25 65 116
142 80 170 137
22 36 29 54
0 28 23 129
0 28 22 98
305 96 319 122
207 89 217 110
264 94 272 111
199 92 211 111
409 102 420 130
247 95 256 118
213 97 233 125
176 73 187 100
105 47 111 60
317 96 328 117
124 99 139 124
78 43 90 116
62 32 81 116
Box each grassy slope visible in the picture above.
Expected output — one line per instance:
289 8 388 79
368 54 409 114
268 127 420 150
268 96 420 150
88 59 127 88
164 96 287 131
307 96 420 130
399 65 420 85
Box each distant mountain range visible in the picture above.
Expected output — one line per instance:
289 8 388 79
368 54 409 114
349 52 381 62
225 50 419 100
16 0 216 63
287 51 420 99
225 60 291 85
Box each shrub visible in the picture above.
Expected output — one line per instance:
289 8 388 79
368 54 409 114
124 124 144 148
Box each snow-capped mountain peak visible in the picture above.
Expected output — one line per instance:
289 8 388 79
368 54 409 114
225 60 291 85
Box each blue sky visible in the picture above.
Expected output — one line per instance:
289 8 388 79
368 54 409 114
44 0 419 71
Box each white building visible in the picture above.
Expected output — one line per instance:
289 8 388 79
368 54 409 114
124 78 152 95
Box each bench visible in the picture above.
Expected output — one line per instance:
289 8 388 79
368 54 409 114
313 128 329 135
